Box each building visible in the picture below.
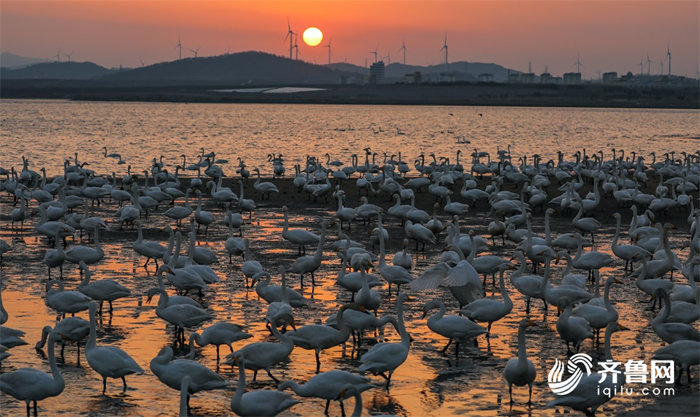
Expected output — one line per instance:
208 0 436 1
369 61 385 84
540 72 552 84
563 72 582 84
478 73 493 82
603 72 618 83
520 73 536 84
508 73 521 83
403 71 422 84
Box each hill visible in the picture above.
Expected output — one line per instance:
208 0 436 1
104 51 355 86
0 52 45 69
1 61 116 80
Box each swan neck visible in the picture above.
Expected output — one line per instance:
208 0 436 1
87 307 97 350
516 323 528 361
47 332 64 392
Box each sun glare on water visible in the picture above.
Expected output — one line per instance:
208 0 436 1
302 27 323 46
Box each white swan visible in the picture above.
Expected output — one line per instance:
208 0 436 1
150 346 227 409
241 238 263 286
36 318 89 361
377 212 412 294
78 261 131 315
391 238 413 270
253 167 279 199
85 303 144 393
147 287 212 342
651 288 700 343
0 328 64 415
43 226 71 279
282 206 320 255
224 312 295 383
572 276 620 341
238 180 256 218
187 322 252 361
278 370 375 415
133 220 166 268
652 340 700 384
359 293 411 387
424 299 487 356
45 279 92 317
287 219 330 286
610 213 651 270
229 351 300 417
504 319 536 404
460 264 514 332
164 188 193 227
193 190 215 234
65 224 104 266
556 298 593 354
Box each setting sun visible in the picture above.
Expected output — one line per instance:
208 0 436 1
302 27 323 46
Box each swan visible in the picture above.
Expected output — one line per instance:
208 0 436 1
282 206 320 255
460 264 514 332
206 181 238 206
540 255 594 307
570 235 614 279
555 251 587 289
193 190 215 234
150 346 227 409
229 351 300 417
547 322 628 416
223 312 295 383
238 180 256 218
405 220 436 251
253 270 308 307
335 251 382 299
556 298 593 354
336 194 357 230
164 188 193 227
133 220 167 268
45 280 92 317
179 375 192 417
425 202 445 240
504 319 537 404
278 370 375 415
0 328 64 416
571 198 601 242
287 219 330 286
225 206 244 236
509 251 548 313
392 238 413 270
43 226 72 279
147 287 212 342
165 232 208 295
264 266 301 331
610 213 651 270
405 195 430 224
424 299 487 356
652 340 700 385
287 303 364 373
630 223 676 279
635 258 675 305
572 276 620 341
187 322 252 361
487 210 507 245
354 196 382 224
377 212 413 294
359 293 411 387
225 220 245 264
78 261 131 315
443 194 469 216
85 303 144 393
468 231 513 284
65 224 104 266
253 167 279 199
181 232 220 284
356 264 382 315
651 288 700 343
36 318 89 361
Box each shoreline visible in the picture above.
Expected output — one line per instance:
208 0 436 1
2 81 698 109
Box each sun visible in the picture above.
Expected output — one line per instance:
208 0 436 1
302 27 323 47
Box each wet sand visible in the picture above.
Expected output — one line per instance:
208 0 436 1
0 173 698 416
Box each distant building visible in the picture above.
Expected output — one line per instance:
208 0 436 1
563 72 582 84
403 71 422 84
520 73 536 84
432 72 455 83
478 73 493 82
603 72 618 83
508 73 521 83
540 72 552 83
369 61 385 84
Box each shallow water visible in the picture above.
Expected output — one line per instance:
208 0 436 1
0 101 698 416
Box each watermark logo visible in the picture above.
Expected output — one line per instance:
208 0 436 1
547 353 594 395
547 354 677 398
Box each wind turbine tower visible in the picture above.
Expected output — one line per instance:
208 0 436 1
639 57 644 75
323 37 332 65
174 35 183 60
64 52 73 62
384 50 391 65
399 39 407 65
293 33 300 60
440 34 449 73
572 53 584 74
284 17 295 60
53 48 61 62
667 42 672 76
645 51 653 75
370 45 378 63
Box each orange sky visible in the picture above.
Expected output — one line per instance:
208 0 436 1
2 1 698 78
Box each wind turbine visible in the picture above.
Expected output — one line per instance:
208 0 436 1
572 53 584 74
64 51 73 62
139 57 145 67
399 38 407 65
440 34 448 72
370 45 378 63
322 37 332 65
666 42 672 76
284 17 295 60
645 51 653 75
384 50 391 65
293 33 300 60
659 55 665 75
53 48 61 62
638 57 644 75
174 35 183 60
190 46 201 58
